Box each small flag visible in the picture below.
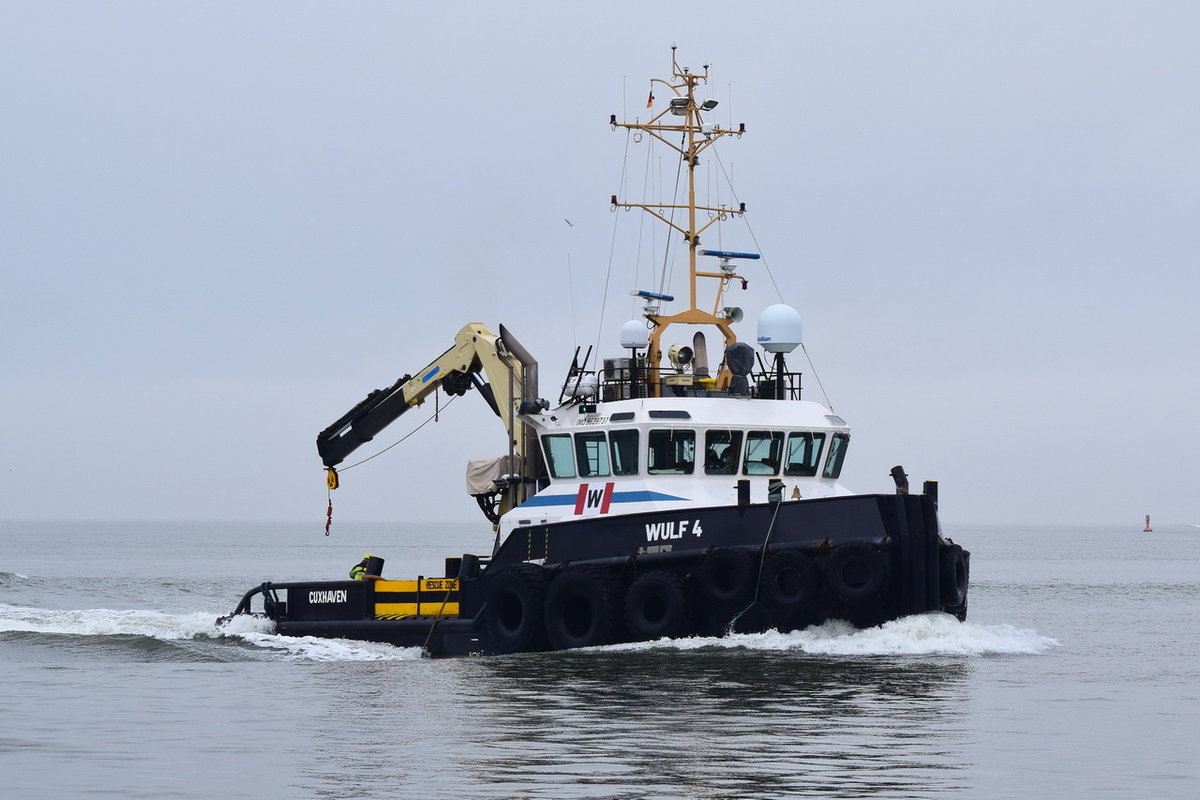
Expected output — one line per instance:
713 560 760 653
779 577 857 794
646 89 654 108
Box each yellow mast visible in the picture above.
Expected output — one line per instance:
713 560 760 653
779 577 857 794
610 48 750 396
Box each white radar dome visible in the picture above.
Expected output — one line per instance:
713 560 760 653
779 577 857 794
620 319 648 349
756 304 803 353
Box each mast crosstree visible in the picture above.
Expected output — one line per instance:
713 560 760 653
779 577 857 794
609 48 755 395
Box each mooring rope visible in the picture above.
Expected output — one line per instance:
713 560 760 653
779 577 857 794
727 492 784 632
422 585 458 653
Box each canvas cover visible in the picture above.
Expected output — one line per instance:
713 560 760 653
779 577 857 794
465 455 514 496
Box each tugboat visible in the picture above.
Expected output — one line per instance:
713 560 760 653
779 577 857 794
222 49 970 656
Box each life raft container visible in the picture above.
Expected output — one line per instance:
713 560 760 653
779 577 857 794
822 541 888 605
485 563 549 653
543 567 624 650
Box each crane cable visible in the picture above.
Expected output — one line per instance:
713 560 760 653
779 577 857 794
322 393 461 535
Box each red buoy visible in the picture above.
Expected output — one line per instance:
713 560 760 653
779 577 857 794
1143 514 1153 533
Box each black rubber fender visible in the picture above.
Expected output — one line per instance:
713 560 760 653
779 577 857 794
939 544 969 608
544 567 624 650
695 548 756 606
624 570 694 641
485 563 549 653
823 541 888 605
758 550 821 617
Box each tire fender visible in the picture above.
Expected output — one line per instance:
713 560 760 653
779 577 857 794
758 550 821 616
544 567 623 650
624 570 693 641
695 548 756 606
823 542 888 605
485 563 549 653
939 544 969 607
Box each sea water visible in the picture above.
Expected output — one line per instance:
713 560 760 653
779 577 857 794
2 520 1197 799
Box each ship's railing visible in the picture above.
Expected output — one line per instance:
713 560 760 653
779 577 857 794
596 362 804 401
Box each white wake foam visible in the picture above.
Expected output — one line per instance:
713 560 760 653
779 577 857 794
212 613 424 661
0 605 230 640
232 631 426 662
3 606 1056 661
0 604 425 661
604 612 1060 656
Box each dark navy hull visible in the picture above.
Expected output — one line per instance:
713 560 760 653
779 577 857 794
275 617 489 657
224 492 968 657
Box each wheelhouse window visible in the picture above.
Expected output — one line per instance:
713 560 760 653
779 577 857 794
609 429 639 475
743 431 784 475
575 431 610 477
784 432 826 477
647 429 695 475
822 432 850 479
704 430 743 475
541 434 576 479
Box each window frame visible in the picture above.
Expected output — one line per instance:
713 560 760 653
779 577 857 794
703 429 743 475
608 429 639 476
783 431 827 477
647 428 696 475
541 434 576 479
742 430 784 476
822 432 850 479
574 431 611 477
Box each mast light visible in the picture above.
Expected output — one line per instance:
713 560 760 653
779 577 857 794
701 98 718 110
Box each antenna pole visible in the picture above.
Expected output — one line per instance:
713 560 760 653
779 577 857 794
609 50 748 395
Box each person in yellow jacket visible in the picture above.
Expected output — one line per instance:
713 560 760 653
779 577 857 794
349 555 372 580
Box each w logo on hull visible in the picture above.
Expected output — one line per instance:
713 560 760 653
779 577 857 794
573 482 615 516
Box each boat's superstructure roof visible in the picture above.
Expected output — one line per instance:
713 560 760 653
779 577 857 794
527 396 847 433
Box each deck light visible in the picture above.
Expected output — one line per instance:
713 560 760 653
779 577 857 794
668 344 693 368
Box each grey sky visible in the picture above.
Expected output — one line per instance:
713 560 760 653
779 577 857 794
3 2 1197 527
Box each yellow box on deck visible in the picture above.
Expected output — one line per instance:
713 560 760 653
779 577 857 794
375 578 460 593
373 578 460 618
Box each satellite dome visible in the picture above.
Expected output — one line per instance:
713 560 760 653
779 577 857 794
620 320 647 349
756 304 803 353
